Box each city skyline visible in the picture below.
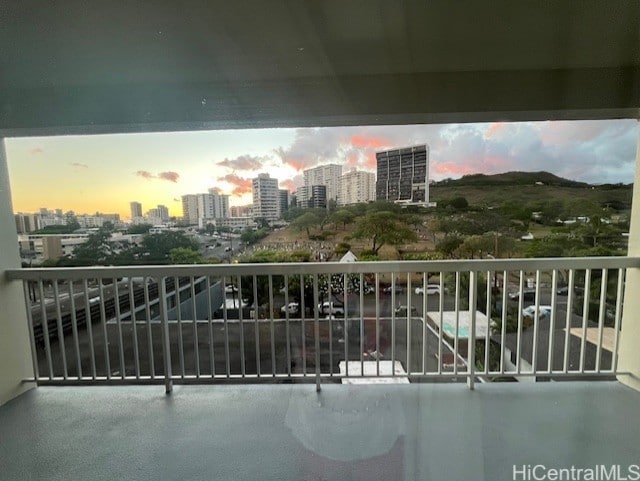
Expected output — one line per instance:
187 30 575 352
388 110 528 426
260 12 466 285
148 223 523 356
6 119 638 219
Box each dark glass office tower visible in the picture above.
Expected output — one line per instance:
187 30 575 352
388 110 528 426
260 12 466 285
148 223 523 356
376 144 429 204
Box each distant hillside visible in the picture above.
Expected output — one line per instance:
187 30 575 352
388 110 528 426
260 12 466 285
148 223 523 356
434 171 590 188
430 171 632 211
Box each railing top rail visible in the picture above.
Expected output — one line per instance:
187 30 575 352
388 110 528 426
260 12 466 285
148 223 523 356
5 256 640 281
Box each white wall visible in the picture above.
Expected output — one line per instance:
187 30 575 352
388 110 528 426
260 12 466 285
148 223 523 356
0 139 35 405
618 124 640 391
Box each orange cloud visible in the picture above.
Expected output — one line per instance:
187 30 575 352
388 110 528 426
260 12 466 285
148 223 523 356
135 170 179 182
485 122 506 138
218 174 252 195
432 162 475 176
350 135 390 149
280 178 298 192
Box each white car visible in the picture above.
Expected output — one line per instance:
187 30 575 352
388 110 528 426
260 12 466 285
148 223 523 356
224 284 238 294
318 301 344 315
522 305 552 318
280 302 299 315
415 284 441 295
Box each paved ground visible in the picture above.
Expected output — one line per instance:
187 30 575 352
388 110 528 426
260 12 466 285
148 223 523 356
1 382 639 481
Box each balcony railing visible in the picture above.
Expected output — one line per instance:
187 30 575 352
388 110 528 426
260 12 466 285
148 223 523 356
6 257 639 392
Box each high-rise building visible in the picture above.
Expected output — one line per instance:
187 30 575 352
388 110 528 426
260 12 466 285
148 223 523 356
303 164 342 204
14 214 40 234
278 189 290 215
181 195 199 225
376 144 429 205
295 186 309 208
308 185 327 209
339 170 376 205
157 205 169 221
230 204 252 218
196 190 229 224
252 173 280 221
130 201 143 219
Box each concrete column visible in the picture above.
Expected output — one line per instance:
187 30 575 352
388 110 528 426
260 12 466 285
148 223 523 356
618 122 640 390
0 138 34 405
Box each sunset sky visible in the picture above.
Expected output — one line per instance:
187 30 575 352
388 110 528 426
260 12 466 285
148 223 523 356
6 119 638 220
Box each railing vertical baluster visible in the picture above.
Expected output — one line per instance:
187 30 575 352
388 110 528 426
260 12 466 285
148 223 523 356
98 279 111 380
468 271 477 390
300 274 306 376
500 270 507 375
406 273 411 376
22 281 39 382
376 273 380 377
128 279 140 380
327 276 333 377
222 275 231 378
531 270 541 376
191 276 200 379
611 268 624 373
82 279 97 380
68 280 82 380
359 273 364 375
238 275 246 378
484 270 491 375
38 280 54 380
453 272 460 376
52 281 68 380
515 271 524 374
159 277 172 394
391 272 396 377
548 270 558 374
343 273 348 377
253 275 260 377
579 269 592 373
143 278 154 379
206 276 214 378
595 269 608 373
313 274 321 391
269 275 275 377
284 275 291 377
174 277 185 379
113 278 126 379
422 272 427 375
563 269 575 373
438 272 444 375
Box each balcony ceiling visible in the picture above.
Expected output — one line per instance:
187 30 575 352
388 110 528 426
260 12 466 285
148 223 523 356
1 1 639 135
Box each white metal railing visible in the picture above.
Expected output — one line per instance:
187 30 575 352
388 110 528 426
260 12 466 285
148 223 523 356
6 257 639 392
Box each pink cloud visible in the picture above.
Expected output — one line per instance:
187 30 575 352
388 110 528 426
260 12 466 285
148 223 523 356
29 147 44 155
70 162 88 169
158 171 179 183
350 135 391 149
135 170 154 180
485 122 506 138
217 155 266 171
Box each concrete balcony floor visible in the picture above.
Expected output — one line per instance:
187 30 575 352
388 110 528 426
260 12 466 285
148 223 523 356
1 382 639 481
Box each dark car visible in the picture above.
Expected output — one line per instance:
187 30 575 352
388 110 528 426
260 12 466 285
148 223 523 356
508 290 536 302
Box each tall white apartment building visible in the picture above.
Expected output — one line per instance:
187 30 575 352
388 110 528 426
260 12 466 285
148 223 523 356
181 195 199 224
194 190 229 225
303 163 342 204
339 170 376 205
252 173 280 221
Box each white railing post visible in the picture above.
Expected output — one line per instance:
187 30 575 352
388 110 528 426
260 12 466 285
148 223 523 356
313 274 321 392
158 278 173 394
467 271 477 390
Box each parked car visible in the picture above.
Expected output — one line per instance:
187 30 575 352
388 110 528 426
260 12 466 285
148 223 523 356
280 302 299 315
522 305 552 319
415 284 441 295
509 290 536 302
394 305 418 316
224 284 237 294
318 301 344 315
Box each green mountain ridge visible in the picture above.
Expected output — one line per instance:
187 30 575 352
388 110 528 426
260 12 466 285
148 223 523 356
433 171 628 188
